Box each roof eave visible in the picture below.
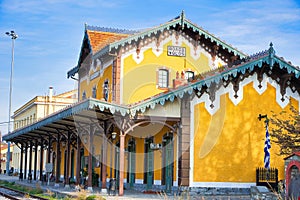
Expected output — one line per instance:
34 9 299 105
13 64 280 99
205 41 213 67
2 98 130 142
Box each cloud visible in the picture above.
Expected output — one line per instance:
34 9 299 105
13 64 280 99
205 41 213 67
1 0 124 15
198 0 300 65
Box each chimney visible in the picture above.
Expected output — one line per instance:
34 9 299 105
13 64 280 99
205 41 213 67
173 71 187 88
49 86 53 102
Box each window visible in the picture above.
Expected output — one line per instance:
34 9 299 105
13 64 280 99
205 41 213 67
92 86 97 98
103 80 109 101
185 71 194 81
158 69 169 88
82 91 86 100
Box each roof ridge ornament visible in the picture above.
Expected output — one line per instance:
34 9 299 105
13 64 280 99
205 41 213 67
86 25 139 35
181 10 185 29
268 42 275 68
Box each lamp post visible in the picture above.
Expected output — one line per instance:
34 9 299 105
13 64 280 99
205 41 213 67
5 30 18 175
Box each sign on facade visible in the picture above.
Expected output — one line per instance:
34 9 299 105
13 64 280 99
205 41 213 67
45 163 53 173
167 46 186 57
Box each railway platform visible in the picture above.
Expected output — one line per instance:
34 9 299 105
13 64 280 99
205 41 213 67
0 174 254 199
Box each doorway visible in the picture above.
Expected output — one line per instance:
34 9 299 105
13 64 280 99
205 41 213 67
162 134 174 192
127 139 136 188
144 137 154 190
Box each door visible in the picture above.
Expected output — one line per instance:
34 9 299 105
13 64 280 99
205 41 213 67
127 140 136 188
147 150 154 189
163 135 173 192
115 142 120 188
144 138 154 190
70 150 74 180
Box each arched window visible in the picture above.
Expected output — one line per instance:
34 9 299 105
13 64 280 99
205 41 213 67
103 80 109 101
92 86 97 98
82 91 86 100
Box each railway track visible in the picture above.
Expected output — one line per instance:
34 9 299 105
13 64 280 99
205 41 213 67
0 186 49 200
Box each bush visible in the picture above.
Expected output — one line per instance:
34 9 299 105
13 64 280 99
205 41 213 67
86 195 96 200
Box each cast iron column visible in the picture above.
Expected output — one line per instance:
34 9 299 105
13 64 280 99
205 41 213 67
39 138 44 181
47 135 52 163
55 134 60 186
28 141 33 181
76 134 81 185
87 126 93 191
119 132 125 196
34 140 38 181
19 143 23 180
65 131 71 187
101 129 107 191
24 143 28 179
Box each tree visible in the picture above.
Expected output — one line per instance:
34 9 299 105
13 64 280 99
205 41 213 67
270 102 300 155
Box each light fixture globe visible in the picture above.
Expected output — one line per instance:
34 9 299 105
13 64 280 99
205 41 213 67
111 132 117 140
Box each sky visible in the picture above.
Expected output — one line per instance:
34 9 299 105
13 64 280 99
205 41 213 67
0 0 300 135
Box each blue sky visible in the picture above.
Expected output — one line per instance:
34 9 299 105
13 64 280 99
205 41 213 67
0 0 300 135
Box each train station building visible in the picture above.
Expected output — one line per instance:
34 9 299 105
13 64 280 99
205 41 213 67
3 12 300 195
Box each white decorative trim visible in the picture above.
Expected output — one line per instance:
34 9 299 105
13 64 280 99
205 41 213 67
228 76 252 106
268 78 300 109
253 73 267 95
121 30 219 70
194 73 300 116
154 180 161 185
191 182 256 188
135 179 143 184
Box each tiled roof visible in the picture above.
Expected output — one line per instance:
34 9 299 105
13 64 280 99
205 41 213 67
86 29 129 53
284 151 300 160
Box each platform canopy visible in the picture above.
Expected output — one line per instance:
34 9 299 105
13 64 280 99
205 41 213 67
2 98 129 145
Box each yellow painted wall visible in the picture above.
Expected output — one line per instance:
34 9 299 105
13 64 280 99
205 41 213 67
121 123 178 182
193 83 295 183
97 65 113 102
79 64 113 102
122 41 218 104
135 137 144 180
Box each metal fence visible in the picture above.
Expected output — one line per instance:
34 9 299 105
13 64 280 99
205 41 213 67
256 167 278 191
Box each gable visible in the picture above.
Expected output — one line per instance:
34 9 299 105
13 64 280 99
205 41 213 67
109 11 247 65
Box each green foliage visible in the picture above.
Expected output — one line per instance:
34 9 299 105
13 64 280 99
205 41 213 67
86 195 97 200
270 101 300 155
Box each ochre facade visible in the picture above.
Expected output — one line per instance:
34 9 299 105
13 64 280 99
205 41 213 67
4 12 300 195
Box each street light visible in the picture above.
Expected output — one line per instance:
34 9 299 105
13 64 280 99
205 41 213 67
5 30 18 175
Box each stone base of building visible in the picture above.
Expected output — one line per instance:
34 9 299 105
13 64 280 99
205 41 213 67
124 183 252 196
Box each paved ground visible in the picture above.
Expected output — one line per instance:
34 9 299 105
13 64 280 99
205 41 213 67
0 174 251 199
